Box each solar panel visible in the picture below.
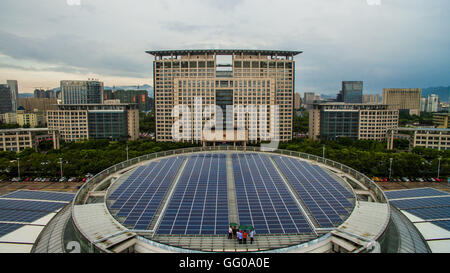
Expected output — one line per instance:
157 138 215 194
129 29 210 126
1 190 75 202
0 223 24 237
272 156 354 228
0 209 49 223
385 188 449 200
157 154 228 235
0 199 67 212
108 156 185 230
232 153 313 234
404 206 450 221
429 220 450 231
390 196 450 210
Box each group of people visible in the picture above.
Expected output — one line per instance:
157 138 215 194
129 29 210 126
228 225 255 244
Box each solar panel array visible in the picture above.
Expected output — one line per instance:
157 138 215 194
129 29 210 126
0 190 75 238
387 188 450 232
273 156 354 228
232 153 313 234
404 207 450 221
385 188 449 200
0 199 67 212
389 196 450 210
157 154 228 235
0 190 75 202
431 220 450 231
0 223 24 237
108 156 184 230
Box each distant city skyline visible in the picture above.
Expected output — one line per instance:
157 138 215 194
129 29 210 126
0 0 449 94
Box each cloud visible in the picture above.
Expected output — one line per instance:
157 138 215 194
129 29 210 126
0 0 448 93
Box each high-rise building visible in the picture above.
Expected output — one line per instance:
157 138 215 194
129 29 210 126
0 84 13 114
47 103 139 142
294 93 301 110
303 92 316 110
309 103 398 141
110 89 151 112
341 81 363 103
61 80 104 105
382 88 421 116
147 49 301 143
426 94 440 113
7 80 19 112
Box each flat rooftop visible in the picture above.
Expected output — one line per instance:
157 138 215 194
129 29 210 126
146 49 303 56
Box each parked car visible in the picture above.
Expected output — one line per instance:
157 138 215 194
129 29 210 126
82 177 87 183
373 177 380 182
59 177 67 182
416 178 424 182
401 177 410 182
434 178 441 182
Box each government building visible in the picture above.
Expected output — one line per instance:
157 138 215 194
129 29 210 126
147 49 300 144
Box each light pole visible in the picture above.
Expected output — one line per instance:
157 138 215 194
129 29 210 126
17 158 20 180
126 145 129 161
437 156 442 179
59 158 63 179
389 158 393 181
323 145 326 159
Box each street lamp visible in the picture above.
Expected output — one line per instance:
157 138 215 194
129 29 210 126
323 145 326 159
126 145 129 161
389 158 393 181
59 158 63 179
17 158 20 180
437 156 442 179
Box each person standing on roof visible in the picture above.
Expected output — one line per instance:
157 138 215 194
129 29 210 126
250 230 255 244
237 230 243 244
243 230 248 244
228 226 233 239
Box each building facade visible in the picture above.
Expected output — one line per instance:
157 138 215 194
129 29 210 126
47 104 139 142
382 88 421 116
309 103 399 141
0 84 13 114
413 129 450 150
61 80 104 105
109 89 151 112
294 93 301 110
338 81 363 103
16 110 44 128
148 49 301 143
7 80 19 112
0 128 60 152
426 94 440 113
433 113 449 128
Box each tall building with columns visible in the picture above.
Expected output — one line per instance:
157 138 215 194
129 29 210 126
147 49 301 143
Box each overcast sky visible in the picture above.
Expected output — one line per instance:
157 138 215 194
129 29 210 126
0 0 449 95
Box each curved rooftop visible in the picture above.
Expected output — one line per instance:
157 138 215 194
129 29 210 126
68 147 394 253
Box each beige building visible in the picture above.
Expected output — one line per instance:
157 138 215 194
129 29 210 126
413 129 450 150
382 88 421 116
0 112 17 124
309 103 398 141
433 113 449 128
16 110 44 128
147 49 300 143
0 128 60 152
47 104 139 142
294 93 301 110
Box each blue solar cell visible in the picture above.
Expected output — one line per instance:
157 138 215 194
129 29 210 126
429 220 450 231
404 206 450 220
0 190 75 202
0 223 24 237
157 154 229 235
232 153 313 235
272 156 353 228
108 156 184 230
385 188 449 200
0 199 66 212
0 209 49 223
390 196 450 210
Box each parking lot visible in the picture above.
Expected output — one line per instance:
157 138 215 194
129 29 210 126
376 181 450 193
